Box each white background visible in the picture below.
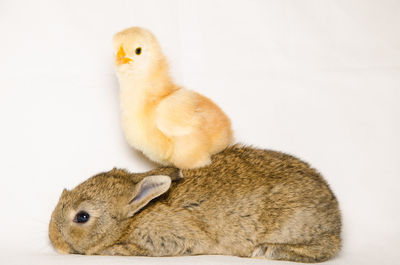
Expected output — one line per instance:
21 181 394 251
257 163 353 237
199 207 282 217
1 0 399 264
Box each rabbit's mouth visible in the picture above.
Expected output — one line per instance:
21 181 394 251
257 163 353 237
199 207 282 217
52 242 80 255
65 241 81 255
49 215 82 255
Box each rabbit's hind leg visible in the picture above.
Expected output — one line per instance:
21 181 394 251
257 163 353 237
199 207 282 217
251 234 341 263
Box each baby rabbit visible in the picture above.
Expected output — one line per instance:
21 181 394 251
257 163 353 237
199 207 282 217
113 27 233 169
49 145 341 263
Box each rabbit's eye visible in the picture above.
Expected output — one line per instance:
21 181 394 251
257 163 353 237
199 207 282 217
73 211 90 224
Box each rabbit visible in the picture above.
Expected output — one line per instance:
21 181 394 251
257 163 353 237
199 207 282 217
49 145 341 263
112 27 233 169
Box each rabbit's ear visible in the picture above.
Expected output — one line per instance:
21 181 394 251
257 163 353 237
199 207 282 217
125 175 171 218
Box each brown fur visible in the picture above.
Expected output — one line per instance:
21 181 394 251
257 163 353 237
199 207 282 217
113 27 233 169
49 145 341 262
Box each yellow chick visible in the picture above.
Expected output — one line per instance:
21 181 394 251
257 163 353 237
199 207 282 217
113 27 233 169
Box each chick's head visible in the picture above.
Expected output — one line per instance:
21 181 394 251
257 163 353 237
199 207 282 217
113 27 164 77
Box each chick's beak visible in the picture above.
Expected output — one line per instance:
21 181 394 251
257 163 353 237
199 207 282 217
116 46 133 65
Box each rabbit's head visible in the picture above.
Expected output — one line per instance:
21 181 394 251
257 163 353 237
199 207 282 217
48 168 171 254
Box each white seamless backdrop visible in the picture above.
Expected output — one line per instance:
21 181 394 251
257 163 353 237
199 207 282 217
0 1 399 264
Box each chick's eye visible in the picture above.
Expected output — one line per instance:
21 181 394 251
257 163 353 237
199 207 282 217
135 47 142 55
73 211 90 224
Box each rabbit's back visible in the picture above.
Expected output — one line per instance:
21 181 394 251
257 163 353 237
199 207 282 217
176 144 339 212
156 145 341 261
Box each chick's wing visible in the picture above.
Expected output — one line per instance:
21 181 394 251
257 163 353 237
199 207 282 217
155 89 202 137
